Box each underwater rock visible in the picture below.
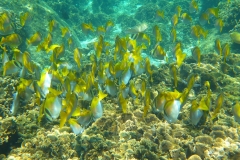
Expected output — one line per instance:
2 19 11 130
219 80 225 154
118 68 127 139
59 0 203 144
134 3 158 22
188 154 202 160
0 117 18 155
219 0 240 31
7 127 78 159
92 0 118 14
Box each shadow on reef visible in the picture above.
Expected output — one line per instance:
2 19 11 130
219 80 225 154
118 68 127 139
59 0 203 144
0 119 21 157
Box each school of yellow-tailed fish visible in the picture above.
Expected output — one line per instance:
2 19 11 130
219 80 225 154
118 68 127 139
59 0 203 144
0 0 240 135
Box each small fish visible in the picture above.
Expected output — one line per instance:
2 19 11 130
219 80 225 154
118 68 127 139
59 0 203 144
0 22 15 35
3 60 22 76
105 20 114 32
186 74 196 92
153 92 166 113
0 12 12 29
230 32 240 44
1 46 9 66
67 37 73 49
118 92 128 113
191 25 208 39
171 27 177 42
175 49 186 67
49 19 57 32
129 80 138 98
181 13 192 23
211 93 224 120
52 44 65 61
90 90 107 120
119 83 129 98
143 88 151 117
190 98 209 125
145 58 153 82
20 12 32 27
189 0 198 13
37 33 52 52
97 26 106 35
125 23 148 34
153 25 162 42
73 48 82 68
222 43 230 63
199 12 210 25
11 92 20 115
22 51 34 73
94 35 104 58
61 27 71 38
156 10 164 19
44 91 62 121
59 92 78 127
131 32 150 45
151 44 166 60
105 79 117 97
38 69 52 97
68 118 84 135
215 19 224 32
13 48 23 63
172 42 181 59
170 63 178 87
191 46 201 66
120 65 132 85
164 99 181 123
81 23 94 34
27 31 42 46
0 33 22 48
171 14 178 26
207 7 219 18
215 39 222 56
232 101 240 123
175 6 182 17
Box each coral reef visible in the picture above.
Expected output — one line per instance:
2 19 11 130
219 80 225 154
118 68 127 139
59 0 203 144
0 0 240 160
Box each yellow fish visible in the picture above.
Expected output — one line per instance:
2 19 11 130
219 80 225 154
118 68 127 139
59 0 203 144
97 26 106 35
153 25 162 42
181 13 192 23
61 27 71 38
215 19 224 32
156 10 164 19
215 39 222 56
151 44 166 60
81 23 94 34
105 20 114 32
0 33 22 48
27 31 42 46
232 101 240 123
175 6 182 17
222 43 230 63
211 93 224 120
0 12 12 29
189 0 198 13
171 14 178 26
49 19 57 32
207 7 219 18
73 48 82 68
20 12 32 27
199 12 209 25
3 60 22 76
171 27 177 42
191 46 201 66
0 22 15 35
230 32 240 44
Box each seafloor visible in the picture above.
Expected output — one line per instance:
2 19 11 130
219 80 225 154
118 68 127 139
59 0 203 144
1 0 240 160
